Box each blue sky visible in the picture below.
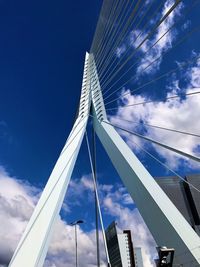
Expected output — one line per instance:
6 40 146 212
0 0 200 266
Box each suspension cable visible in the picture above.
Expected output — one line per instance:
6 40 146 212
102 0 199 97
108 117 200 138
85 131 111 266
92 127 100 267
102 120 200 163
94 0 122 63
99 0 165 87
104 53 200 106
100 0 182 91
96 0 131 70
92 0 118 60
90 0 111 54
126 137 200 193
99 0 157 75
97 0 143 75
106 90 200 111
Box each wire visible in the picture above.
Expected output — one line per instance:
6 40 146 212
90 0 111 54
106 90 200 110
97 0 144 76
99 0 164 86
91 0 117 55
85 131 111 266
104 53 200 106
92 0 118 65
125 137 200 194
96 0 131 70
102 120 200 163
94 0 123 64
99 0 165 89
109 117 200 138
102 0 199 97
98 0 157 80
94 0 122 59
92 127 100 267
104 25 200 103
100 0 182 91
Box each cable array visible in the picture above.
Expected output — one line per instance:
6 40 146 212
89 0 200 193
90 0 200 107
88 0 200 264
103 120 200 163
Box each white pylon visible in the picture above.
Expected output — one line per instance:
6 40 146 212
9 52 200 267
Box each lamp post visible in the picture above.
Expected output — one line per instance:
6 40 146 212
70 220 84 267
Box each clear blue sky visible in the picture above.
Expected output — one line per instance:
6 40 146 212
0 0 102 184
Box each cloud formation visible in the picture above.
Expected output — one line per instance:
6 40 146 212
0 168 107 267
0 167 38 266
0 167 157 266
109 55 200 169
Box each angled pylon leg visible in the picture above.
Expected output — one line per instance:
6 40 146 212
9 53 91 267
90 54 200 267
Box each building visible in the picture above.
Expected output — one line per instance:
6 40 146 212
155 174 200 235
105 221 143 267
134 248 144 267
106 222 122 267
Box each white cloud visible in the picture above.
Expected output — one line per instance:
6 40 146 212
0 167 38 265
0 168 107 267
66 174 96 206
47 220 106 267
188 56 200 87
116 44 126 58
109 55 200 169
1 169 157 267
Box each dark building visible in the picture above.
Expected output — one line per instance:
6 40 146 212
106 222 122 267
106 222 139 267
155 174 200 235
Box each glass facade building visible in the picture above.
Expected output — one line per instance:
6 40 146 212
155 174 200 235
106 222 139 267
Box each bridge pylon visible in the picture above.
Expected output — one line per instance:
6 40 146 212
9 53 200 267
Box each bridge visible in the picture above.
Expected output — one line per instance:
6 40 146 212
7 0 200 266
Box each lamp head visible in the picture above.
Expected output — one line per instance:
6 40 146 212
70 219 85 225
76 220 84 224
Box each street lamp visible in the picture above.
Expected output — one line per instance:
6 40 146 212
156 246 175 267
70 220 84 267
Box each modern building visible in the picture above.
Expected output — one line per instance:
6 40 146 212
105 175 200 267
105 221 143 267
134 247 144 267
155 174 200 235
106 222 122 267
